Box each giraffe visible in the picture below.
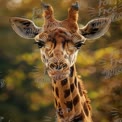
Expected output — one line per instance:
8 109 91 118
10 2 111 122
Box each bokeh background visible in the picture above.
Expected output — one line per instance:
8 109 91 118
0 0 122 122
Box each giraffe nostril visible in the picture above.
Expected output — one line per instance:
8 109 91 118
62 63 68 69
49 63 55 69
56 65 62 70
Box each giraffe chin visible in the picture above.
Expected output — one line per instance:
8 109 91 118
48 71 69 81
51 74 69 81
48 68 70 81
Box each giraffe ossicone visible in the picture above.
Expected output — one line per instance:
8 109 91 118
10 2 111 122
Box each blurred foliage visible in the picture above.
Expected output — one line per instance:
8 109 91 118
0 0 122 122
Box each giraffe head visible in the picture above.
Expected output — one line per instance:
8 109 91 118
10 2 111 81
34 27 86 81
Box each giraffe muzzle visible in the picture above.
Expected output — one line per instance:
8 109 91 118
47 60 70 80
49 62 68 71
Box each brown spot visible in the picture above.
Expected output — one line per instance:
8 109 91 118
42 55 45 59
64 100 73 112
70 84 74 92
61 79 68 86
74 77 77 87
83 102 89 116
73 95 79 106
64 89 70 98
87 104 91 110
70 66 74 77
55 87 59 98
78 82 83 96
57 107 64 118
53 80 56 84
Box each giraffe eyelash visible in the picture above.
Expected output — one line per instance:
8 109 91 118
75 41 85 49
34 41 45 48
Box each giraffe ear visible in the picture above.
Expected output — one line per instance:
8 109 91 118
10 17 42 39
79 18 111 40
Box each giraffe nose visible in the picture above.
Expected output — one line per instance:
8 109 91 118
49 62 68 70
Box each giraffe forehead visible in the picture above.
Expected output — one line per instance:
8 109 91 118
36 27 84 44
35 29 72 44
48 28 72 41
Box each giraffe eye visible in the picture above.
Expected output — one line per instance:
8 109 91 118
34 41 45 48
75 41 85 49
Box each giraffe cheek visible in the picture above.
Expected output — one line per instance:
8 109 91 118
41 55 48 65
69 51 78 66
69 56 76 66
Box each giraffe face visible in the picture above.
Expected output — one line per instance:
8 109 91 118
10 2 111 81
35 28 85 80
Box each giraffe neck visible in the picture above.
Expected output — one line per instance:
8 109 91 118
52 65 92 122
